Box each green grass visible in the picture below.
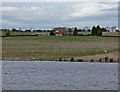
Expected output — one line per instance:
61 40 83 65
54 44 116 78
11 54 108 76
2 36 118 61
2 31 32 36
4 35 118 42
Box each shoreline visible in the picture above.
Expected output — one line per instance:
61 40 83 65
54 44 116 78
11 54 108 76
74 52 119 62
2 52 119 63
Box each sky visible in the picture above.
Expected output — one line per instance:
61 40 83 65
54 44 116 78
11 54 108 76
1 1 119 30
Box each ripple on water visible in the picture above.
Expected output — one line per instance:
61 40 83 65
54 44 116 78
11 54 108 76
2 61 118 90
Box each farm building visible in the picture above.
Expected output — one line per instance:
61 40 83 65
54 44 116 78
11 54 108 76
54 27 74 36
54 27 67 36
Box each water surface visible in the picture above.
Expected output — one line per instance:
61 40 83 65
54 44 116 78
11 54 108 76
2 61 118 90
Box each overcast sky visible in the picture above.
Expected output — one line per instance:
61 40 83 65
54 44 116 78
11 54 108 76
1 2 118 30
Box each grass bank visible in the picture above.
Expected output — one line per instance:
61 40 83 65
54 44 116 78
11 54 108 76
2 36 119 62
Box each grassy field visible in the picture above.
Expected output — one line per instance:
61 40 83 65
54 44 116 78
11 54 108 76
102 32 119 36
2 36 119 61
1 31 32 36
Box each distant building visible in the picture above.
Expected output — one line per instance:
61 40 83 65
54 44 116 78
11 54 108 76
55 30 63 36
105 26 116 32
67 28 74 36
54 27 70 36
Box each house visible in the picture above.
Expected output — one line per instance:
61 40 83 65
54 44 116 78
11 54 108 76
54 27 76 36
54 27 69 36
55 30 63 36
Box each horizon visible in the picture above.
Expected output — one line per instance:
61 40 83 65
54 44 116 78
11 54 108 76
0 25 118 31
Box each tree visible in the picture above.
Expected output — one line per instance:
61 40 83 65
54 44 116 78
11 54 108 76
91 26 96 36
73 27 78 36
91 25 102 36
11 28 17 32
50 30 55 36
101 28 107 32
25 30 31 32
5 31 11 37
96 25 102 36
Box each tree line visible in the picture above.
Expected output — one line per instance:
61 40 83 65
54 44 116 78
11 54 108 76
0 28 52 32
1 25 119 37
50 25 110 36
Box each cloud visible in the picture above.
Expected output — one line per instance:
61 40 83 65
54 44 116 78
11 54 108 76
1 2 118 29
68 2 117 18
1 0 120 2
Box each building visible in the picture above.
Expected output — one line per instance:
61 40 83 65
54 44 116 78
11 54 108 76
105 26 116 32
54 27 74 36
54 27 68 36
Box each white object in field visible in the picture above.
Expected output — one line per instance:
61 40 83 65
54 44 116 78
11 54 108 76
32 58 35 60
104 50 107 53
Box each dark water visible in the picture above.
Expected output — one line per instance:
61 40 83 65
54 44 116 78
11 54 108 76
2 61 118 90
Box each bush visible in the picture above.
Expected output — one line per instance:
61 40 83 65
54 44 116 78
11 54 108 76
5 31 11 37
50 31 55 36
77 58 83 62
59 58 62 61
70 57 74 62
109 58 114 62
98 58 102 62
104 57 109 62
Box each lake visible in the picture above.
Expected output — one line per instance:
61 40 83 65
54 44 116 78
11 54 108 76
2 61 118 90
